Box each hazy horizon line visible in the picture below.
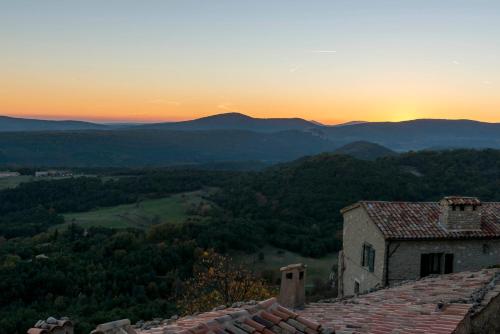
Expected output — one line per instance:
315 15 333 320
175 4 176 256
1 112 498 126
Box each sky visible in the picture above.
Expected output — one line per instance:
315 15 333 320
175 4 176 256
1 0 500 124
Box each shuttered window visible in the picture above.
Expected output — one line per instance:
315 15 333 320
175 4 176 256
421 253 454 277
362 243 376 273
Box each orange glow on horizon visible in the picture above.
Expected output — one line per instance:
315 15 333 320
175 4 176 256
2 65 500 125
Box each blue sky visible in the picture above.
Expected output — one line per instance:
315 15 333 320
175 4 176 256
1 0 499 123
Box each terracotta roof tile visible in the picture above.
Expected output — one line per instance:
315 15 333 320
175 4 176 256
27 329 48 334
244 318 266 332
27 318 73 334
137 298 328 334
356 201 500 239
298 269 500 334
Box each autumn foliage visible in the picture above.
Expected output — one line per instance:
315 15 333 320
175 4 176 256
178 250 275 314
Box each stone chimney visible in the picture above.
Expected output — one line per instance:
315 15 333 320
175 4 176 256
439 196 482 231
279 263 306 309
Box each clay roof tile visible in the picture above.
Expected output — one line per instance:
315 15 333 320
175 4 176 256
298 268 500 334
27 329 49 334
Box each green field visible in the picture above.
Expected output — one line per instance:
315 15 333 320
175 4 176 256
62 190 213 229
0 175 36 189
0 174 99 190
233 246 337 285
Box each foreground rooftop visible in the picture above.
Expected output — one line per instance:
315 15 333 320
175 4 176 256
299 268 500 334
129 269 500 334
30 269 500 334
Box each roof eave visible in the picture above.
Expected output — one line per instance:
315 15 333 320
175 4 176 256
387 235 500 241
340 202 362 214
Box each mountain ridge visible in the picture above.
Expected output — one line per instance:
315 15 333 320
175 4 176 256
133 112 320 132
0 115 112 132
2 113 500 164
2 112 499 133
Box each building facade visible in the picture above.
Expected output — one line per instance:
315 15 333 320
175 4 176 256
338 196 500 297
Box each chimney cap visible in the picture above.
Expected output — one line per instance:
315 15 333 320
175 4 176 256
280 263 306 272
441 196 481 206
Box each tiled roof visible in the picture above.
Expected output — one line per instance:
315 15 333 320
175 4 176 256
354 201 500 240
298 269 500 334
137 298 330 334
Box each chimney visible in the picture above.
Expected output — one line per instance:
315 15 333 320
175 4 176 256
279 263 306 309
439 196 482 231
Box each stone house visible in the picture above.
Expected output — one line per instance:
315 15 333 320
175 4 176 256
338 196 500 297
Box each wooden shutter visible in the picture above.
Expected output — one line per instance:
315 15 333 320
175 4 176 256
444 254 454 274
368 247 375 272
420 254 430 277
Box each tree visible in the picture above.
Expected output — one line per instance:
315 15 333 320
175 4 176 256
178 250 275 314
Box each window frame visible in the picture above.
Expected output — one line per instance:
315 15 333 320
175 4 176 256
421 253 454 277
361 243 376 273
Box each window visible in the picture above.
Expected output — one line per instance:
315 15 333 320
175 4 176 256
421 253 454 277
362 243 376 272
420 253 442 277
460 204 465 211
354 280 360 294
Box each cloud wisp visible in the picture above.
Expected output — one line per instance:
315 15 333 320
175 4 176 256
217 102 239 112
147 99 181 106
311 50 337 54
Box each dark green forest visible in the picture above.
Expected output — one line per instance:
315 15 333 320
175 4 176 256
2 149 500 333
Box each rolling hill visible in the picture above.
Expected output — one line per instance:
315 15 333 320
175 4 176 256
135 112 320 132
333 141 397 160
1 114 500 166
321 119 500 151
0 115 111 132
0 113 320 133
0 129 338 166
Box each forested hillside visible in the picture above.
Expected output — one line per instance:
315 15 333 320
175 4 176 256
0 129 336 166
2 149 500 333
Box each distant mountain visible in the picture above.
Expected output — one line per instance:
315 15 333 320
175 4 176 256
333 121 368 127
1 114 500 166
334 141 397 160
0 129 337 167
322 119 500 151
134 112 320 132
0 115 113 132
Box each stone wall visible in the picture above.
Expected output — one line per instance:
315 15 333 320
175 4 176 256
470 293 500 334
340 206 386 296
387 239 500 284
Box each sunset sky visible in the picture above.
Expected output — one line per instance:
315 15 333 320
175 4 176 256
1 0 500 124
